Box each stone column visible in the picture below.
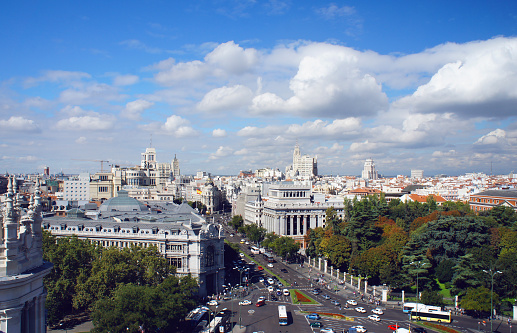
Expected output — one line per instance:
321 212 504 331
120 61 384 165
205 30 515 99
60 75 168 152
2 306 23 333
382 288 388 303
358 277 361 290
373 286 376 297
513 303 517 322
364 280 368 294
331 266 333 277
324 259 328 274
402 290 405 303
350 274 353 285
318 257 322 270
337 268 340 280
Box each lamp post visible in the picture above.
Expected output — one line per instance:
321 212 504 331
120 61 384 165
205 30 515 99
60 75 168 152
483 268 502 333
411 261 426 311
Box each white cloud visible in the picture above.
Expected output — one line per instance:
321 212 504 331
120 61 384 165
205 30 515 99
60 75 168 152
212 129 227 137
143 115 198 137
121 99 154 120
209 146 234 160
205 41 259 75
0 116 40 132
76 136 87 144
475 129 506 145
24 70 91 87
59 83 124 105
113 74 139 86
55 116 114 131
197 85 253 112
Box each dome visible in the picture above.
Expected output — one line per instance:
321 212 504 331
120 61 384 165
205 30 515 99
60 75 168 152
99 190 148 213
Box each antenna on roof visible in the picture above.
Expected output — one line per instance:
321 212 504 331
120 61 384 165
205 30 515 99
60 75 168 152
150 134 153 148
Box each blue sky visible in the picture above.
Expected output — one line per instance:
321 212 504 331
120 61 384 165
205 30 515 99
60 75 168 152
1 0 517 176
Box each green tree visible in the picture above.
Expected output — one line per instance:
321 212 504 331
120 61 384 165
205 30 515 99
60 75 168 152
261 232 279 249
461 286 499 315
420 290 445 307
435 258 455 283
240 223 267 245
229 215 244 230
271 236 300 260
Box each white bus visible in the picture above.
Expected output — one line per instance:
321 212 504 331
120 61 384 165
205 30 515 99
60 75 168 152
403 302 442 313
278 305 288 326
251 246 260 254
410 308 452 323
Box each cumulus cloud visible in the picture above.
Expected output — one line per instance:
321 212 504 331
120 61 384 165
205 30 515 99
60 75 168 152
24 70 91 87
113 74 139 86
250 43 388 117
59 83 124 105
212 129 227 137
209 146 234 160
55 115 114 131
121 99 154 120
238 118 361 139
475 129 506 145
75 136 87 144
205 41 259 75
197 85 254 112
0 116 40 132
140 115 198 137
393 37 517 118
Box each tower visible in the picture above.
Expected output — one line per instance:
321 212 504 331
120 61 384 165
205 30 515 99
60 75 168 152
172 154 180 178
362 158 378 180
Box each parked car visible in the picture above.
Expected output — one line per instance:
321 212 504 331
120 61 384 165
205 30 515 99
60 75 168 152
271 295 278 301
355 307 366 313
368 315 381 322
268 286 274 292
283 289 290 296
372 308 384 315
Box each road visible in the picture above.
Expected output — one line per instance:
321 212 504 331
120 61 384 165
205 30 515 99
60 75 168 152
219 226 514 333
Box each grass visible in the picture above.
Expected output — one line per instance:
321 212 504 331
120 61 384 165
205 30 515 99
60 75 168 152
300 310 355 321
416 321 461 333
436 279 452 299
240 250 289 286
291 289 319 305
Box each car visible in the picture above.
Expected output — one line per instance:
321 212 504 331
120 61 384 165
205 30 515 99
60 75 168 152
259 277 264 283
368 315 381 322
240 239 245 244
355 307 366 313
372 308 384 315
230 233 234 237
256 300 265 307
352 326 366 333
239 300 252 306
277 282 283 287
245 241 250 245
322 294 331 300
310 322 323 328
276 289 282 296
388 325 400 331
267 286 274 292
257 266 264 271
267 263 274 268
311 289 320 295
411 328 427 333
283 288 290 296
331 300 341 306
280 268 288 273
206 300 218 306
257 296 266 302
321 329 335 333
271 295 278 301
267 278 274 284
305 313 320 320
347 299 358 305
239 253 245 257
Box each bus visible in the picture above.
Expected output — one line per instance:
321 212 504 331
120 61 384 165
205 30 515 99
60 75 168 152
410 308 452 323
200 308 230 333
263 252 275 263
403 303 425 313
186 306 209 327
278 305 288 326
251 246 260 254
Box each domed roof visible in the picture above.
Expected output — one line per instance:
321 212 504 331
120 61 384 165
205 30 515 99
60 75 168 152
99 190 148 213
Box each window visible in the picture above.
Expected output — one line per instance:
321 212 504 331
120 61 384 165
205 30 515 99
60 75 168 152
205 245 215 267
166 244 183 252
99 186 109 193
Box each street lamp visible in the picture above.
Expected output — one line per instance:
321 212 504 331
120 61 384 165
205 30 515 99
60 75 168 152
483 268 502 333
233 267 246 328
410 261 426 310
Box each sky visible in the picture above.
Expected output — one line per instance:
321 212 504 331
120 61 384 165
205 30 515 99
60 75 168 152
1 0 517 177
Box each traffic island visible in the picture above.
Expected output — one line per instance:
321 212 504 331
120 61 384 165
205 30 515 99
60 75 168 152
291 289 319 305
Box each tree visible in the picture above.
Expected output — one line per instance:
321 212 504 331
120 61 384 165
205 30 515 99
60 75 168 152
461 286 498 315
271 236 300 260
91 275 198 333
435 258 455 283
240 223 267 245
261 232 279 249
229 215 244 230
420 290 444 307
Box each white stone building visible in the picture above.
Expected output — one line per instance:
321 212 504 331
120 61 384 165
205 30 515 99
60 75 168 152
361 158 378 180
286 144 317 179
1 177 52 333
43 190 225 297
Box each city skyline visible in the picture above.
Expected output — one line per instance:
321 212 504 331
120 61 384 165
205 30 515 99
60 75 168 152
1 1 516 176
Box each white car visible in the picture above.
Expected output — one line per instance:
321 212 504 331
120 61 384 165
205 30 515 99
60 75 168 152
267 278 274 285
268 286 274 292
259 277 265 283
352 326 367 333
355 307 367 313
207 300 218 306
239 300 252 306
257 296 266 302
368 314 381 322
267 263 274 268
347 299 358 305
283 288 290 296
371 308 384 315
320 329 335 333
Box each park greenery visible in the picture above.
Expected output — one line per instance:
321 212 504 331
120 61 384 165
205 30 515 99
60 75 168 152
42 231 197 332
301 195 517 314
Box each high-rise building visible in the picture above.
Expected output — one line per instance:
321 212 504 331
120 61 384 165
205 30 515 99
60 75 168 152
361 158 378 180
1 177 52 332
172 154 180 178
411 169 424 179
286 144 317 179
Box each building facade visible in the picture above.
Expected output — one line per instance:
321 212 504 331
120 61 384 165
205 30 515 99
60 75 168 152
361 158 378 180
1 177 52 333
469 190 517 212
43 190 224 297
286 144 317 179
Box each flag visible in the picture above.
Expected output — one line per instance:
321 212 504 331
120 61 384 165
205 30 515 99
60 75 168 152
196 189 202 194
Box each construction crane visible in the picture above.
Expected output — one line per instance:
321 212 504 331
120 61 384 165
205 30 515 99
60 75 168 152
72 159 110 172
